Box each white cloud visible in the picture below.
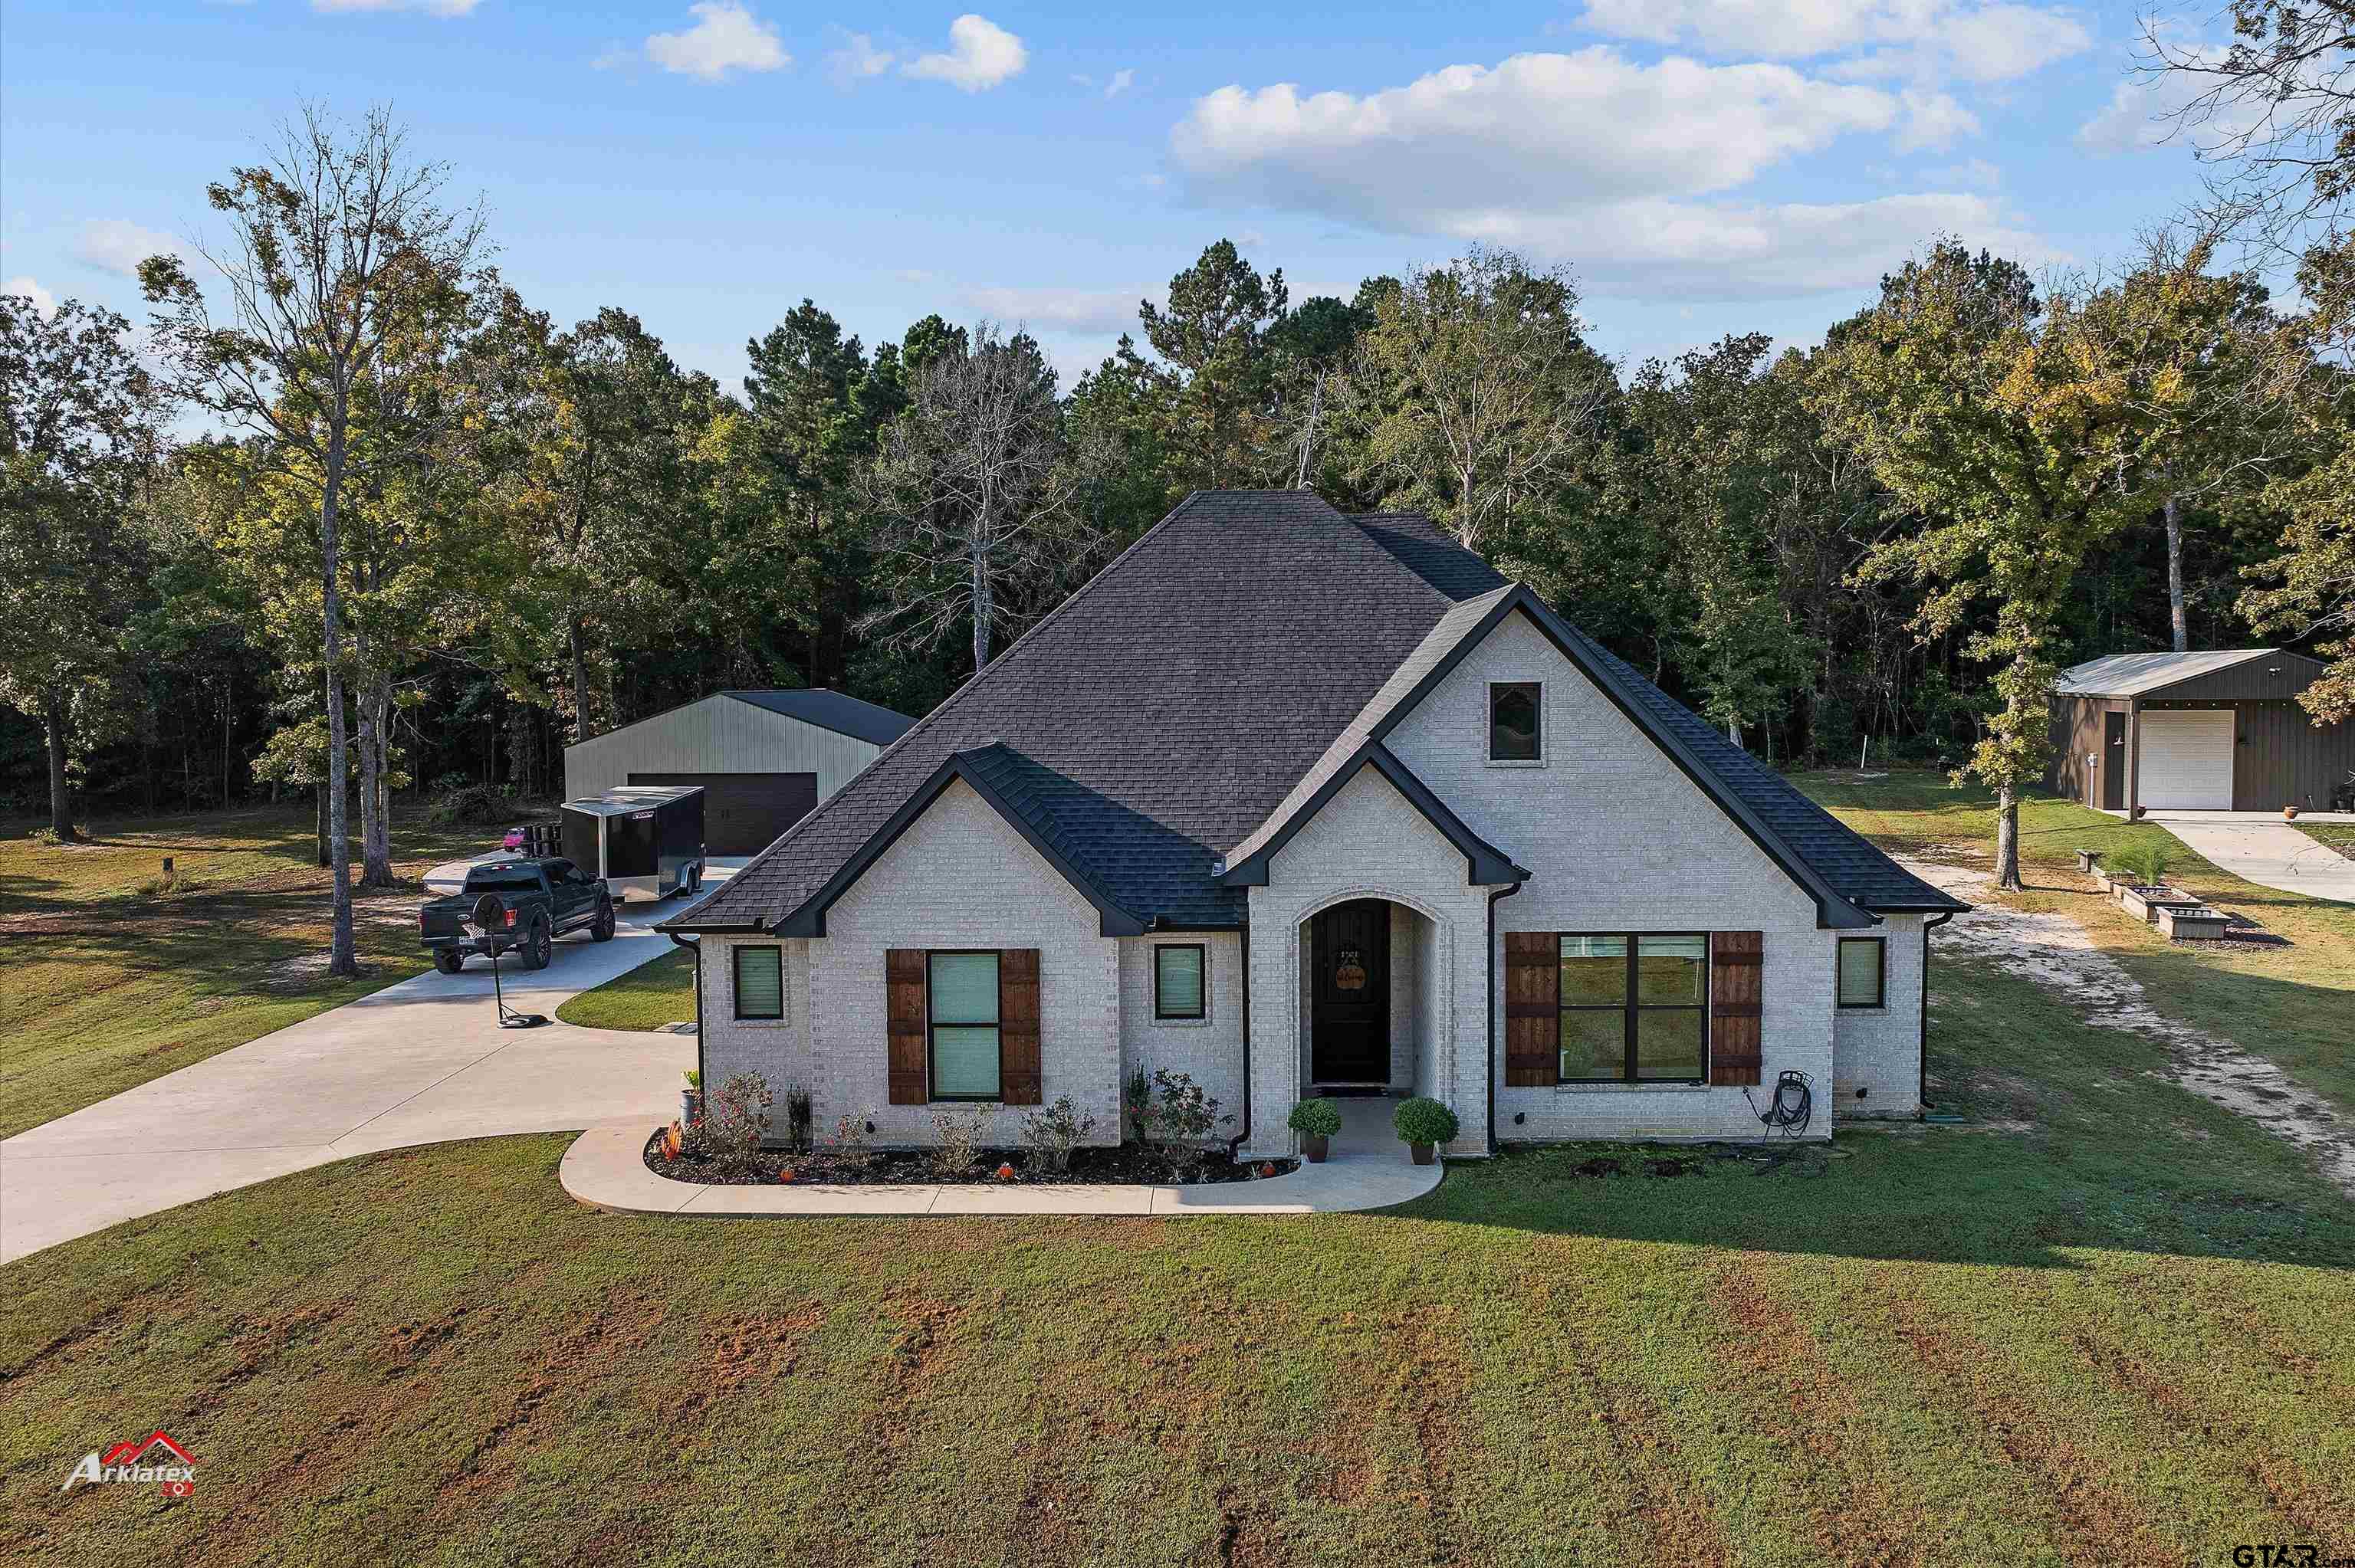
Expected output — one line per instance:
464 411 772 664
954 285 1145 335
1924 155 2003 189
4 276 57 314
2075 47 2264 154
1173 49 1897 208
1105 67 1135 98
828 29 895 84
903 14 1026 91
1575 0 2089 84
74 219 181 277
312 0 479 15
645 2 789 82
1168 48 2056 300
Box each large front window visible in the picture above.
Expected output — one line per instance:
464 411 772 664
928 951 1001 1101
1557 933 1709 1082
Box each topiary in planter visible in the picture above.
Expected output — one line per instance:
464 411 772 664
1288 1097 1342 1163
1394 1097 1459 1164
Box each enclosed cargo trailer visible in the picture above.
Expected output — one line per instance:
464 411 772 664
559 786 706 901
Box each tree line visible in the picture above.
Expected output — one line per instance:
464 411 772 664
2 15 2350 967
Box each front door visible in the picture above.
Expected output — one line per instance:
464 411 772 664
2100 711 2127 810
1310 900 1390 1084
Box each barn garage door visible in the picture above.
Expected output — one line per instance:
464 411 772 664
628 772 817 855
2137 711 2235 810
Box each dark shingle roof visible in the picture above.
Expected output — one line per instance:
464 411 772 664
724 688 916 747
668 490 1959 932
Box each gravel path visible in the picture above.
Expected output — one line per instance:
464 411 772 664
1907 858 2355 1196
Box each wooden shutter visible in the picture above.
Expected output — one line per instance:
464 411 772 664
886 948 928 1104
1503 931 1558 1087
1709 931 1763 1087
999 948 1042 1105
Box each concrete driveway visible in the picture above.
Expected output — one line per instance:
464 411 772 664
2145 812 2355 904
0 871 732 1263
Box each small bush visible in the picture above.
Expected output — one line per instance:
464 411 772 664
2114 841 2171 886
425 782 528 827
706 1073 775 1175
927 1108 988 1180
1138 1069 1233 1178
1020 1096 1096 1173
783 1087 814 1153
1122 1068 1151 1144
1286 1097 1342 1137
829 1112 874 1172
1393 1096 1460 1147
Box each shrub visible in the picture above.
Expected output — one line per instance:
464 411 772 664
783 1087 814 1153
425 782 528 827
1122 1068 1151 1144
829 1111 874 1172
1393 1097 1459 1148
707 1073 775 1175
2114 841 2171 886
1138 1069 1233 1178
927 1108 988 1179
1286 1097 1342 1137
1020 1096 1096 1173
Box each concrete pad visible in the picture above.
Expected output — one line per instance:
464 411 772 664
2144 813 2355 904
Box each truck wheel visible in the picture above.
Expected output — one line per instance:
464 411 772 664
433 947 465 975
590 897 616 942
521 916 553 970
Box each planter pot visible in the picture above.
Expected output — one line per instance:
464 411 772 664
2284 806 2300 821
1301 1134 1329 1164
1408 1142 1436 1166
2158 904 2232 941
682 1089 703 1124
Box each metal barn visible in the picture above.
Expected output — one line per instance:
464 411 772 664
563 690 915 856
2047 648 2354 813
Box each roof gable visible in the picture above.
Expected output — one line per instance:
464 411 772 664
1217 740 1529 888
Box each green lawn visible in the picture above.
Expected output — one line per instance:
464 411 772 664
0 806 495 1140
4 782 2350 1563
2301 821 2355 861
1793 769 2355 1117
554 945 696 1031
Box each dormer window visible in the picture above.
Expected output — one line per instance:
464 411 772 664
1489 682 1542 763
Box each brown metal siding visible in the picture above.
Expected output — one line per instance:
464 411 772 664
2045 695 2127 805
2146 651 2327 703
2134 697 2355 810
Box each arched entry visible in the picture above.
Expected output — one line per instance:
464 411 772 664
1307 897 1391 1084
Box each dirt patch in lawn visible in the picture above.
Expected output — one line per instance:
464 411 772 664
1906 858 2355 1196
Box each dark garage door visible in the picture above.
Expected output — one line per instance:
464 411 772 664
628 772 818 856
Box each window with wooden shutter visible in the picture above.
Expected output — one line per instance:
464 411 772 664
885 948 928 1104
1708 930 1763 1087
1503 931 1557 1085
1000 948 1042 1105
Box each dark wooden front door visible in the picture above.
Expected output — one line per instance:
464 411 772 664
2100 712 2127 811
1310 900 1390 1084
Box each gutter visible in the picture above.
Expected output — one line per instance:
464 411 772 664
1229 921 1253 1160
667 930 705 1099
1918 910 1956 1116
1486 881 1523 1156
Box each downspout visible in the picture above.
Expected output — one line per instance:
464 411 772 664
668 930 705 1098
1486 881 1522 1156
1230 922 1252 1158
1917 910 1955 1117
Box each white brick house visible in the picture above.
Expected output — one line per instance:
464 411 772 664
662 491 1964 1159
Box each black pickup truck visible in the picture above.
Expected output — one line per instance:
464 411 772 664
419 858 616 973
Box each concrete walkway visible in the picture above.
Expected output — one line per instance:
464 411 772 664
560 1097 1444 1218
0 889 719 1263
2137 811 2355 904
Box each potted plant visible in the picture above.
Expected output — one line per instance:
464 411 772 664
2284 804 2300 821
681 1070 702 1125
1393 1097 1459 1166
1287 1097 1342 1163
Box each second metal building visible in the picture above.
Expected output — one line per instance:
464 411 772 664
2048 648 2353 812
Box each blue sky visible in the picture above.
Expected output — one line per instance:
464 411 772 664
2 0 2223 390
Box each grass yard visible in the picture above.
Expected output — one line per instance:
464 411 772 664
0 807 497 1140
1794 769 2355 1116
554 944 695 1032
2300 821 2355 861
2 779 2350 1565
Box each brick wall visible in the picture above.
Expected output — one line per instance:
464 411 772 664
1831 915 1926 1117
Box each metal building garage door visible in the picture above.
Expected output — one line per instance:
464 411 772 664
628 772 818 855
2137 711 2235 810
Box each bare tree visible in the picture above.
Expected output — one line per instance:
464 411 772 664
143 103 485 975
1342 247 1617 553
859 323 1095 673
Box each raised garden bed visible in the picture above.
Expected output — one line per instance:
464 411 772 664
643 1130 1298 1188
2117 883 2204 923
2157 904 2232 941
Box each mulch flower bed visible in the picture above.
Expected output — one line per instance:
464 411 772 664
644 1130 1299 1188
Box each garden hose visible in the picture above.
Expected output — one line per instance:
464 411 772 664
1744 1069 1814 1137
